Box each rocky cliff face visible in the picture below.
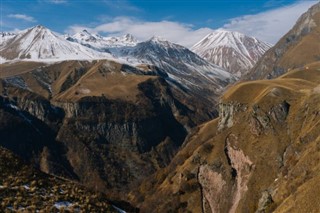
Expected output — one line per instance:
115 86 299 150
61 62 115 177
53 79 191 197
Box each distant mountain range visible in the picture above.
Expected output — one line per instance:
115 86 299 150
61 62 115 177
0 25 236 104
0 26 270 78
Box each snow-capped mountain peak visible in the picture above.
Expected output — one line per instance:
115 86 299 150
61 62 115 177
71 29 103 42
67 31 138 50
191 29 272 77
122 33 137 43
0 25 112 62
0 32 16 45
149 36 167 42
145 36 185 50
103 34 138 47
80 29 91 35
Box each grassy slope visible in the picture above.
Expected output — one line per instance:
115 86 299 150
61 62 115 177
129 63 320 212
0 60 156 102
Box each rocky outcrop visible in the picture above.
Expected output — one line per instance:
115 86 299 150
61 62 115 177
218 100 290 135
269 101 290 123
256 190 274 213
198 165 227 213
198 134 254 213
225 135 254 213
218 102 246 131
15 96 63 123
191 100 291 212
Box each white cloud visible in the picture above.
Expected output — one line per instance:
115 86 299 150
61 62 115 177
65 1 318 48
8 14 36 22
223 1 318 44
66 17 213 48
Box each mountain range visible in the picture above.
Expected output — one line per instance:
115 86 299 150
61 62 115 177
1 25 269 78
0 25 237 106
0 2 319 212
65 30 138 50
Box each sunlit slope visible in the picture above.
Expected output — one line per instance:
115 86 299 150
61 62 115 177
129 62 320 213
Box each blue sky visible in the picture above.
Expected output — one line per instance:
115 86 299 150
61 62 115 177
1 0 318 46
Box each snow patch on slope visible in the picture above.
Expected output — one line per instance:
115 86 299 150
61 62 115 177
110 37 236 97
191 29 272 77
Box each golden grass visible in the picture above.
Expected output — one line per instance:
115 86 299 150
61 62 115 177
277 12 320 69
0 60 157 102
222 66 320 104
132 62 320 212
0 61 45 78
53 65 155 102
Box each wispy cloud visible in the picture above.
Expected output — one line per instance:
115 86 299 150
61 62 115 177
223 1 318 44
66 17 213 48
8 14 37 22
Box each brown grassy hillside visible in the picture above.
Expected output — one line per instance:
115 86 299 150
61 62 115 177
129 63 320 213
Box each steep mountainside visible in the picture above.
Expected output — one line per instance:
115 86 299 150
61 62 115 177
0 26 112 61
0 58 222 203
113 36 235 102
66 30 137 51
246 2 320 80
0 147 117 212
191 30 271 77
129 63 320 213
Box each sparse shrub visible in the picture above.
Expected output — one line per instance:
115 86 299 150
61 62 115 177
191 154 201 164
184 171 196 180
201 143 214 154
180 181 198 193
